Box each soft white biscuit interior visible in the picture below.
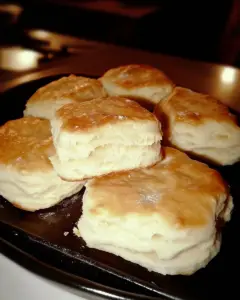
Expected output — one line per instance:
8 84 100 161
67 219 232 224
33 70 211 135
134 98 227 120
79 218 221 275
101 79 173 105
93 235 221 276
50 118 162 180
0 167 84 211
170 121 240 165
24 98 72 120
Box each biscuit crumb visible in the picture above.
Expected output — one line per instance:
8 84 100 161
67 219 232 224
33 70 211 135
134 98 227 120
73 227 81 237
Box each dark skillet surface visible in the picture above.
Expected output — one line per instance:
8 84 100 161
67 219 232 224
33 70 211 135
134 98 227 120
0 74 240 300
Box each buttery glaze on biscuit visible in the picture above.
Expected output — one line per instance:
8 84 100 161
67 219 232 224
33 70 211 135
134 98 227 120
157 87 238 125
27 74 107 105
56 96 158 131
0 117 53 171
99 64 175 106
102 64 173 88
86 147 229 228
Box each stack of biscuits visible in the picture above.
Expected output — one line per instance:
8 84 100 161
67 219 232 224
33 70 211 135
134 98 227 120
0 64 239 275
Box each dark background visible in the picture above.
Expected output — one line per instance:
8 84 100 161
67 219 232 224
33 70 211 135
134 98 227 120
0 0 240 80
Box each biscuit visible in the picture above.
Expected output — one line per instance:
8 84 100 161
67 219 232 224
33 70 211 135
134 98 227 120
24 75 107 119
99 64 174 109
50 96 162 181
77 147 233 275
0 117 84 211
154 87 240 165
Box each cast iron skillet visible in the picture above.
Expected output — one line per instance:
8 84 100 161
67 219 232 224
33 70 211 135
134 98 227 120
0 74 239 300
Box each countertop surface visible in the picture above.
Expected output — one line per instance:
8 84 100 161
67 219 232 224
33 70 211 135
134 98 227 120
0 253 93 300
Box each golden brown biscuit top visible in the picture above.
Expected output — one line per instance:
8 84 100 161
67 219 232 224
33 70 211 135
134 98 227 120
87 147 229 228
57 96 159 131
157 87 237 125
27 74 107 105
100 64 174 89
0 117 54 171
